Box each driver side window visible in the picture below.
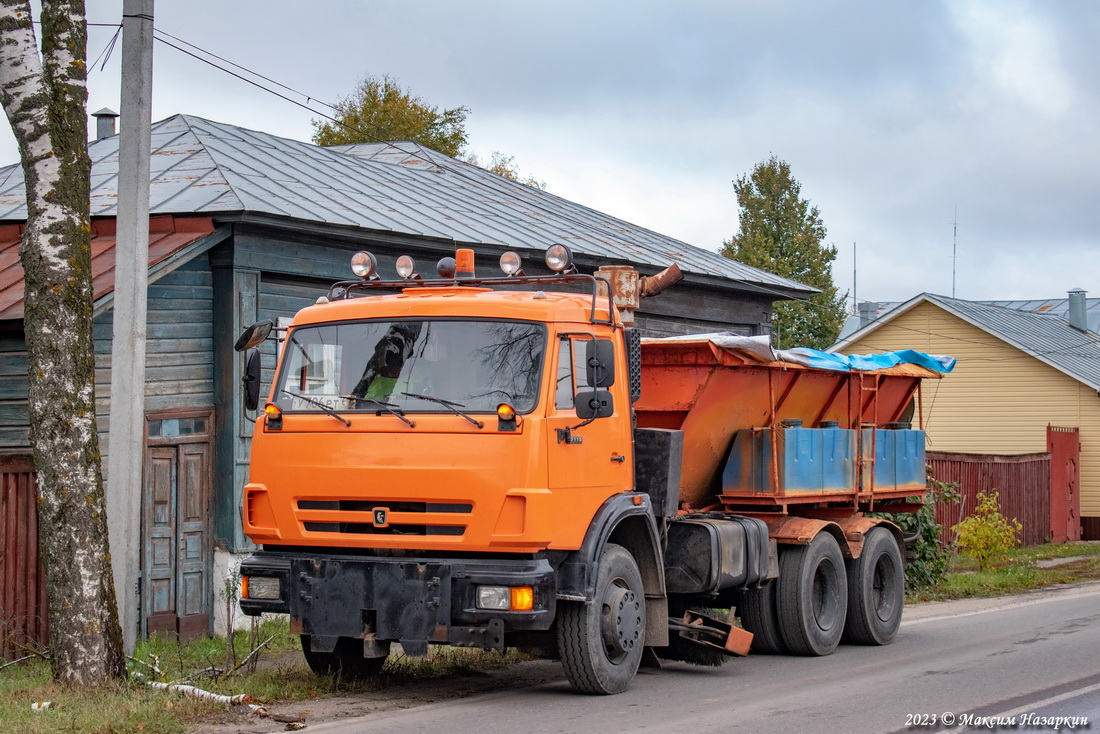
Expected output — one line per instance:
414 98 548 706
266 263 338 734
554 338 591 411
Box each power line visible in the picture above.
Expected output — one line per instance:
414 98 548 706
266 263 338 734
149 27 781 278
152 28 340 113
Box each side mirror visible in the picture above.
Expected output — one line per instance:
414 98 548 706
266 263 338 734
575 389 614 419
234 320 273 352
242 348 262 411
585 339 615 388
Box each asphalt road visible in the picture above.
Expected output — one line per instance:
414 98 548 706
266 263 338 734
289 582 1100 734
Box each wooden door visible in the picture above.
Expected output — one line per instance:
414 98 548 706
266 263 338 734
1047 425 1081 543
143 412 213 640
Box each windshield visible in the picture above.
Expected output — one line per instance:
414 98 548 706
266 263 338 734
273 319 546 414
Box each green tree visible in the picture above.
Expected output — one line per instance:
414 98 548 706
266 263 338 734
312 74 469 156
722 156 847 349
0 0 125 684
313 74 547 188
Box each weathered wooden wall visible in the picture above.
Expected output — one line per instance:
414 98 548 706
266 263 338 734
0 328 28 450
92 254 215 466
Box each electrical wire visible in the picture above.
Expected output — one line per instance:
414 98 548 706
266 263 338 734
147 28 812 291
152 28 340 113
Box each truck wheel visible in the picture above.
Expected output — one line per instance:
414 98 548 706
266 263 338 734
557 543 645 694
843 527 904 645
737 581 787 655
301 635 387 680
777 534 847 656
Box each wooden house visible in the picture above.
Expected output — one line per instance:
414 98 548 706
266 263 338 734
0 114 814 640
833 292 1099 540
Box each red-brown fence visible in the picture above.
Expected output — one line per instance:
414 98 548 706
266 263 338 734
0 455 48 660
927 451 1050 547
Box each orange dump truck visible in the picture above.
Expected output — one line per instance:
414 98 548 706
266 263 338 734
234 246 951 694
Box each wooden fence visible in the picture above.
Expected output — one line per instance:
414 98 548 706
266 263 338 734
0 454 48 660
927 451 1051 547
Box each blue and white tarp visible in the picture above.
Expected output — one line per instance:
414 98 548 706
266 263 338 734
653 333 956 373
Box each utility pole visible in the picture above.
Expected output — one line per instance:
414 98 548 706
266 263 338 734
107 0 153 654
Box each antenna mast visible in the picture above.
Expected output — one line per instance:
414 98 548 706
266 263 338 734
852 242 857 314
952 205 958 298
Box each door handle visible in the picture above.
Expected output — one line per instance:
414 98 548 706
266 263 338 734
610 454 626 463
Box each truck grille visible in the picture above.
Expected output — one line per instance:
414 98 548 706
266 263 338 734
297 500 472 536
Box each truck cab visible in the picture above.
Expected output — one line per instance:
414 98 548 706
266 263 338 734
238 246 668 694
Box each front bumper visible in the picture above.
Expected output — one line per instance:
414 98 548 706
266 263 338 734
239 551 556 652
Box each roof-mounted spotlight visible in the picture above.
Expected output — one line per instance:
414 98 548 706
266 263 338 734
351 251 379 280
545 243 576 274
500 251 525 277
396 254 421 280
436 256 457 279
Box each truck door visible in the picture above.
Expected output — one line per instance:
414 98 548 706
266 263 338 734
546 335 631 491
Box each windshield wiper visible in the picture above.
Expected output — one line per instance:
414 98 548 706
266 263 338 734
401 392 484 429
345 395 416 428
281 390 351 426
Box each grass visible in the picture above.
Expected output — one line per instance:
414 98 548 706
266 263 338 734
907 540 1100 602
0 617 529 734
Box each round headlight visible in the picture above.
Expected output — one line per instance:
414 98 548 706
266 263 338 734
351 251 377 279
545 244 574 273
500 251 523 276
396 255 417 279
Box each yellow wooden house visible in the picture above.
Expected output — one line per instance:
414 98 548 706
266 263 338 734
833 291 1100 540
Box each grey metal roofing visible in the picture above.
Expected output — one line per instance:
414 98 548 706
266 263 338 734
837 295 1100 340
834 293 1100 391
0 114 814 297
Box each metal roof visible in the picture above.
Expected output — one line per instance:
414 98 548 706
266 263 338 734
0 216 217 320
838 296 1100 340
0 114 814 298
833 293 1100 391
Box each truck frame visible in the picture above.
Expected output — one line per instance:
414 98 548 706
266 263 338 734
234 245 949 694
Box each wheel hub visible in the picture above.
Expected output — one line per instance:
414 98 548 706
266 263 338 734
601 583 643 661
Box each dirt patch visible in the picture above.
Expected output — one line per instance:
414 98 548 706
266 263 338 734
186 657 564 733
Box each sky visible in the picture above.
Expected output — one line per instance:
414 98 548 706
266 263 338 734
2 0 1098 307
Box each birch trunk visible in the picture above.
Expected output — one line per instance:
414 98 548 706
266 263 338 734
0 0 125 684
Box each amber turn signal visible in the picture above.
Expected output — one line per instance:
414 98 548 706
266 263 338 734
510 586 534 611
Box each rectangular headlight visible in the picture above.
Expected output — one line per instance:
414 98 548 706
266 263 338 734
476 585 510 610
245 575 281 600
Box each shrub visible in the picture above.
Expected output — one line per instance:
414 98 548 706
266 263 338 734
953 489 1023 572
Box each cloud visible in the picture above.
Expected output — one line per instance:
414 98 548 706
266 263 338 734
948 0 1074 118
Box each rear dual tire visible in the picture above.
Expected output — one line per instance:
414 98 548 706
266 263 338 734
777 533 848 656
843 527 904 645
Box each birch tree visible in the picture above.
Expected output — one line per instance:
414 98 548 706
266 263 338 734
0 0 125 684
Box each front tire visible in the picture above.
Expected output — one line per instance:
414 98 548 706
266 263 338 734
777 533 848 656
843 526 904 645
301 635 387 680
558 543 645 694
